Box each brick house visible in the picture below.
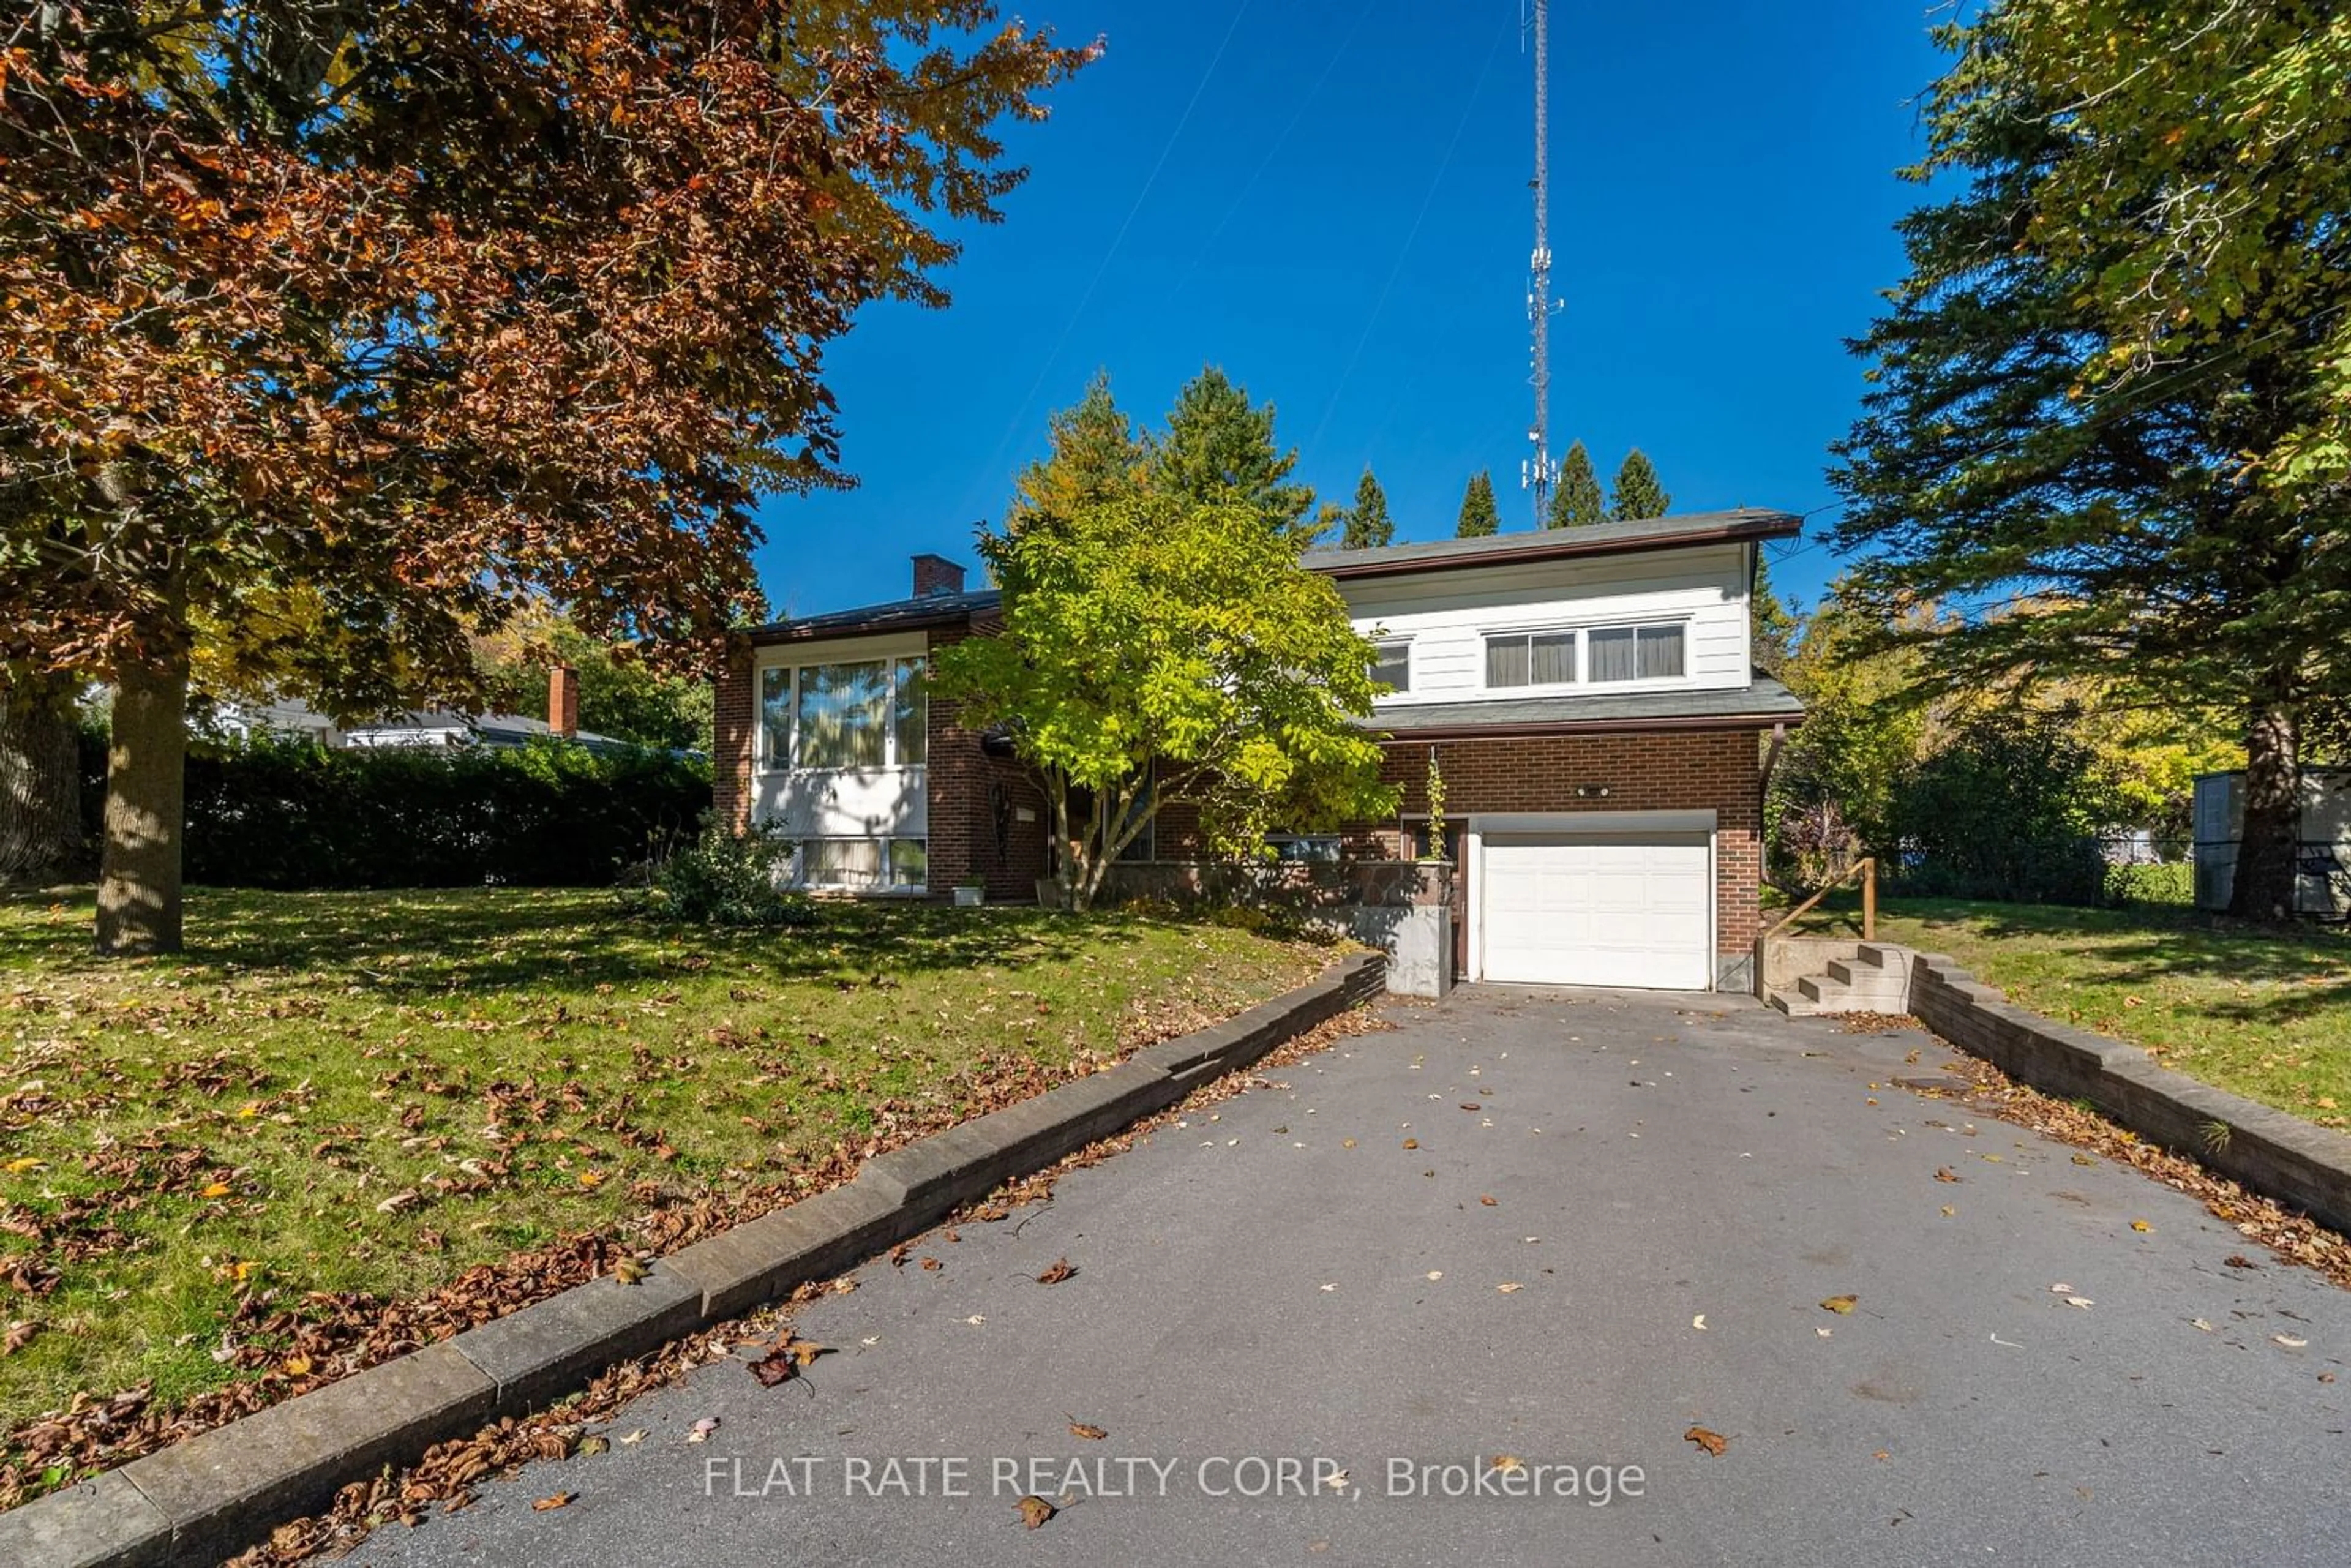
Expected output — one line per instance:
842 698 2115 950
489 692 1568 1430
714 509 1804 992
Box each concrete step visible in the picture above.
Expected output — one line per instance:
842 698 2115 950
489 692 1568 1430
1790 969 1908 1016
1824 958 1908 997
1797 972 1856 1004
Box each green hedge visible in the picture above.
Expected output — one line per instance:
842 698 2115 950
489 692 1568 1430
2102 860 2195 908
79 732 710 889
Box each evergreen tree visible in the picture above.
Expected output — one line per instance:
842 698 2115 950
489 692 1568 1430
1343 467 1395 549
1154 367 1315 534
1011 370 1150 531
1310 500 1347 545
1750 553 1801 679
1455 471 1500 538
1610 449 1671 520
1547 440 1606 528
1828 0 2351 920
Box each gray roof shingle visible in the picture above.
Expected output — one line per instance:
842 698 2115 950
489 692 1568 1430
749 508 1801 642
1360 677 1804 737
746 588 1000 643
1305 507 1800 577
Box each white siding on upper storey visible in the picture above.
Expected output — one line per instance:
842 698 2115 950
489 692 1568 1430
1337 542 1753 706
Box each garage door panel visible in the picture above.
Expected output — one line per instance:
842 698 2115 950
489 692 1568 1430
1480 831 1711 991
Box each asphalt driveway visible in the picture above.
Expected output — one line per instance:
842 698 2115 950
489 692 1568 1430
345 987 2351 1568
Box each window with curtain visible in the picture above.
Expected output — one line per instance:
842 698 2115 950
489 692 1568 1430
1587 626 1638 683
1483 630 1578 688
1589 623 1685 683
1636 623 1684 680
759 656 927 769
795 661 890 768
893 656 928 765
1485 623 1684 688
793 838 928 891
759 668 792 768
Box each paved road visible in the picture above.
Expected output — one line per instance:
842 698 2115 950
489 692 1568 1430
347 988 2351 1568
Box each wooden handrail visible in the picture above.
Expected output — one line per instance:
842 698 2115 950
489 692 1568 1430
1760 856 1877 943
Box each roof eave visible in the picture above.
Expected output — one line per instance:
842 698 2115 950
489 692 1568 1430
1365 709 1806 742
744 606 980 647
1313 514 1801 582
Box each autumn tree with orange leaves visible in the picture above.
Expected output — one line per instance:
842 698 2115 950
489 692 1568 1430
1 1 1092 953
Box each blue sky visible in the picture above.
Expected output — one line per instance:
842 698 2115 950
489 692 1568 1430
754 1 1952 620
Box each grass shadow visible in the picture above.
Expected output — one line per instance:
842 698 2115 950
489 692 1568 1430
0 886 1174 999
1828 895 2351 1032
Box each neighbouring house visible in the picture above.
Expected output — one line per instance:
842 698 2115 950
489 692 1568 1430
714 512 1806 993
2192 767 2351 920
215 668 637 756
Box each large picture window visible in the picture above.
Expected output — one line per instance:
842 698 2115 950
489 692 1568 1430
757 654 929 771
1484 621 1685 689
797 661 890 768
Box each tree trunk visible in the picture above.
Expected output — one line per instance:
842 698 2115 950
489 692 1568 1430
96 658 189 955
2229 699 2300 922
0 672 84 885
1044 773 1078 912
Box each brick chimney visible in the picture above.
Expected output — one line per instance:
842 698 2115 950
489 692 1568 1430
912 553 966 598
549 664 580 739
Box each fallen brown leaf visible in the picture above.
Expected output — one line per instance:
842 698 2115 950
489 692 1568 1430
1479 1195 1498 1207
1035 1257 1076 1286
1068 1419 1108 1441
1821 1294 1858 1315
1933 1167 1961 1184
1017 1494 1056 1529
530 1493 574 1512
1403 1138 1419 1150
1685 1425 1728 1457
748 1337 827 1387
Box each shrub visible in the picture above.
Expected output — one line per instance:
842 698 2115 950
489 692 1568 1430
1881 708 2113 904
80 730 710 888
2103 860 2194 908
618 820 813 927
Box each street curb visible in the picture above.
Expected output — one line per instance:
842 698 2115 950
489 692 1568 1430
0 951 1383 1568
1908 952 2351 1236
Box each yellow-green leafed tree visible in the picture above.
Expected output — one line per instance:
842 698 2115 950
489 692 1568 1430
936 383 1394 910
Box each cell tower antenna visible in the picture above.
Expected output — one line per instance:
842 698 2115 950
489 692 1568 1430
1518 0 1560 528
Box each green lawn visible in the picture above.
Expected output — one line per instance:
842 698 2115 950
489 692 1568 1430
1788 895 2351 1126
0 887 1332 1447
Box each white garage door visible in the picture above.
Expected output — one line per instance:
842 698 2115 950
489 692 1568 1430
1480 831 1712 990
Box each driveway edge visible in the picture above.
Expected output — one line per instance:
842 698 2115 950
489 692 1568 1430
1909 952 2351 1236
1 952 1385 1568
